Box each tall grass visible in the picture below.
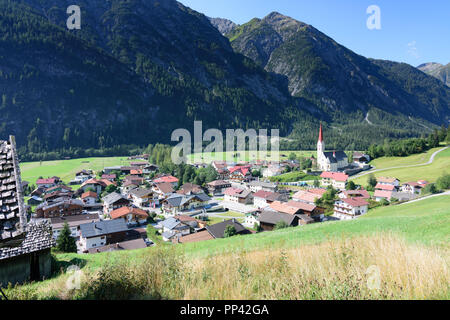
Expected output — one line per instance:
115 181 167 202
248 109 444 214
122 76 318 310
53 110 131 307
5 234 449 300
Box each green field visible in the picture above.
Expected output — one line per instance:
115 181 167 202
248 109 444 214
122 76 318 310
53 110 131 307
351 147 450 186
187 150 317 163
20 157 130 184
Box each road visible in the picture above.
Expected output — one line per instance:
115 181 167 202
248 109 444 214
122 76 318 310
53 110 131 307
350 147 448 180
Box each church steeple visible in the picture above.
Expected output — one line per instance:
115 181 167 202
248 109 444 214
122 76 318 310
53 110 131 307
318 123 324 143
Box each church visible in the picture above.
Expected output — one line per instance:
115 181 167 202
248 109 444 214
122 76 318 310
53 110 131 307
317 124 349 172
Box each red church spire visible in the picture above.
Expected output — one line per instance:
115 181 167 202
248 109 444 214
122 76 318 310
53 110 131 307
318 123 324 142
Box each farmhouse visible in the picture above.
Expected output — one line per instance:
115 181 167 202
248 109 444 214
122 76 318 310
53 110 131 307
207 180 231 195
162 193 211 215
228 165 251 182
129 188 157 208
35 199 84 218
258 210 299 231
224 187 253 204
110 207 148 226
102 192 131 214
401 181 429 195
252 190 284 209
0 136 55 285
50 214 99 239
320 172 349 190
36 178 58 189
79 219 128 252
333 197 369 220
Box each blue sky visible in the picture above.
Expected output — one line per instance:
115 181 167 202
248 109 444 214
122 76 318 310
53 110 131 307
179 0 450 66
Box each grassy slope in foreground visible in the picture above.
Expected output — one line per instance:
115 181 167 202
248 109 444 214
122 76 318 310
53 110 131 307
7 195 449 300
351 147 450 185
20 157 130 184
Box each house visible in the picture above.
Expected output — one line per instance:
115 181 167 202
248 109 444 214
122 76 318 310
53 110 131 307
36 178 58 189
153 182 175 199
101 174 116 182
339 189 371 200
130 162 149 168
286 200 324 220
333 197 369 220
79 219 128 252
173 230 214 244
81 191 98 205
207 180 231 196
50 214 100 239
353 152 371 167
0 136 55 285
317 124 349 171
87 238 147 254
102 192 131 214
153 175 179 188
110 207 149 226
205 219 251 238
44 185 72 195
174 215 207 229
162 193 211 216
320 172 349 190
122 180 140 193
292 189 327 205
80 178 115 194
401 181 429 195
269 201 302 215
120 166 140 175
74 170 92 183
43 191 73 203
258 210 299 231
262 165 284 178
248 180 278 193
374 190 394 202
103 166 122 174
129 188 157 208
143 164 159 174
244 212 260 228
252 190 284 209
377 177 400 187
130 169 143 176
30 187 45 197
228 165 252 182
177 183 204 195
160 217 192 241
27 196 43 206
224 187 253 204
35 199 84 218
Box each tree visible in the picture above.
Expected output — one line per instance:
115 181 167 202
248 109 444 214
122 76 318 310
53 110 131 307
313 179 320 188
224 225 237 238
274 220 289 230
105 184 117 194
367 174 377 190
288 153 297 161
56 222 77 253
436 174 450 190
346 181 356 190
423 183 438 194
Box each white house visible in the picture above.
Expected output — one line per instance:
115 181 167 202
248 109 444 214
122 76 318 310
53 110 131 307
333 197 369 220
248 180 278 193
50 214 99 240
244 212 260 228
320 172 349 190
78 219 128 252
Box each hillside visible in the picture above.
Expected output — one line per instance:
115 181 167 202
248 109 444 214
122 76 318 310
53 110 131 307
226 12 450 138
5 195 449 300
418 62 450 87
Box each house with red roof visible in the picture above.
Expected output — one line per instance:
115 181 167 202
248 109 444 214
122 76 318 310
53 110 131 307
293 189 327 205
80 178 115 194
110 206 149 226
252 190 284 209
153 175 179 188
36 178 58 189
228 165 252 182
339 189 370 200
81 191 98 205
400 181 429 195
333 197 369 220
320 172 349 190
374 190 394 202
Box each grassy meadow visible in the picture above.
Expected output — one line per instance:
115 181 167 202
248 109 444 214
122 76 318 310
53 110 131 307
20 157 129 184
351 147 450 185
5 195 449 300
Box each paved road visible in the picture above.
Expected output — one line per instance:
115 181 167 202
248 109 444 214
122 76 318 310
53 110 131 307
350 147 449 180
399 191 450 205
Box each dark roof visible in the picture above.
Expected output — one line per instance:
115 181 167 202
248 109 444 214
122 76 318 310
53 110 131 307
0 137 27 247
259 210 298 226
206 219 249 239
102 192 129 205
87 238 147 253
51 214 100 229
79 219 128 238
0 220 55 260
129 188 153 198
323 151 348 163
165 193 211 207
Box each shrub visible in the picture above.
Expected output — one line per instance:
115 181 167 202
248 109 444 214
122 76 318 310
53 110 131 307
436 174 450 190
423 183 438 194
274 221 289 230
224 225 237 238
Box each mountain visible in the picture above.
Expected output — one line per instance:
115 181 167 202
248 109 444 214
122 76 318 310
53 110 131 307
2 0 311 153
208 17 238 35
0 2 449 155
418 63 450 87
225 12 450 129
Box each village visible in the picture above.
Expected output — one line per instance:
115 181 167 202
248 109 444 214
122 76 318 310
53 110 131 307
16 125 433 256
